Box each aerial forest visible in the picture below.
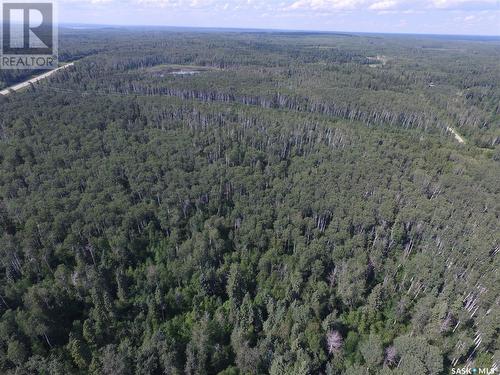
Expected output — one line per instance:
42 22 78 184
0 29 499 374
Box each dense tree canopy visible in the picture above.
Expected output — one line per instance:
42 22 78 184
0 29 498 374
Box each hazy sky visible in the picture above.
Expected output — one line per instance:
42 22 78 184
59 0 500 35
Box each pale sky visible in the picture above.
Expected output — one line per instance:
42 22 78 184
59 0 500 35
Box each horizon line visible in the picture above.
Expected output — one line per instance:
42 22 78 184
0 21 497 38
57 22 500 38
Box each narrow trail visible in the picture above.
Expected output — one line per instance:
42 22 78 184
0 63 75 96
446 126 466 144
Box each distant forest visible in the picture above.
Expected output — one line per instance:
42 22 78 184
0 29 498 374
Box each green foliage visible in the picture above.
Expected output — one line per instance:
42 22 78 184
359 334 384 369
0 29 498 375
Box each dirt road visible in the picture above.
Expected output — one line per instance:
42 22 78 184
446 126 466 144
0 63 75 96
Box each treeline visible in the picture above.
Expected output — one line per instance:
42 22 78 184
44 31 500 147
